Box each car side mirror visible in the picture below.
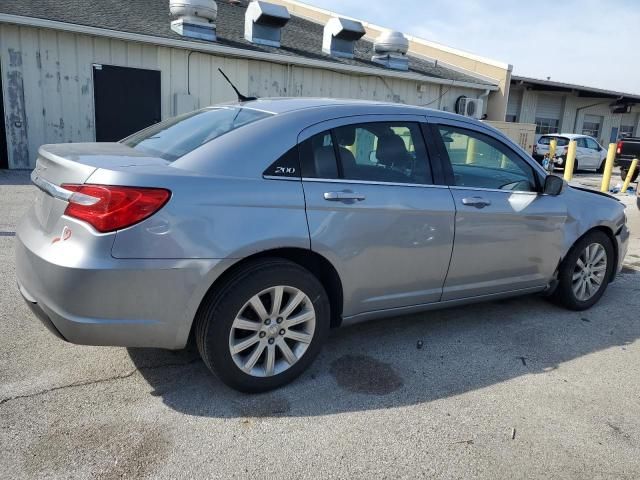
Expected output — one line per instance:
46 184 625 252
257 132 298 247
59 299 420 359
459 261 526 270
543 175 565 196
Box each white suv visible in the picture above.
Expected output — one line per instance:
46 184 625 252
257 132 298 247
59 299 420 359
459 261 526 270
533 134 607 172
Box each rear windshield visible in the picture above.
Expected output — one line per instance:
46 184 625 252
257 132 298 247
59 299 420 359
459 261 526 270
123 107 273 161
539 136 569 146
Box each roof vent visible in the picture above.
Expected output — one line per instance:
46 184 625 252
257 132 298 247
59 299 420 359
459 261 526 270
245 1 291 47
322 17 365 59
170 0 218 41
371 30 409 71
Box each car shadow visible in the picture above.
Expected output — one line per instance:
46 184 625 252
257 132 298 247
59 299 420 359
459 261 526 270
128 278 640 418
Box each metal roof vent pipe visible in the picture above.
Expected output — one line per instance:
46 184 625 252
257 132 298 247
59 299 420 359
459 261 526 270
245 1 291 47
322 17 365 59
371 30 409 71
170 0 218 41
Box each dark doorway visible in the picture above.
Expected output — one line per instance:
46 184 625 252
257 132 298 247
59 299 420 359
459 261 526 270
0 61 8 169
93 64 161 142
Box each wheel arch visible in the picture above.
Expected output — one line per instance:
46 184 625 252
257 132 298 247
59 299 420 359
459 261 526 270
190 248 344 345
559 225 619 282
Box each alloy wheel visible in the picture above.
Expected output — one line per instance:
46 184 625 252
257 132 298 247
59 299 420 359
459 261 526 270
571 242 607 302
228 286 316 377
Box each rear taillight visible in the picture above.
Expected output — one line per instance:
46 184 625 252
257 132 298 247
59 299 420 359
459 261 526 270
617 141 623 155
533 145 537 154
62 184 170 233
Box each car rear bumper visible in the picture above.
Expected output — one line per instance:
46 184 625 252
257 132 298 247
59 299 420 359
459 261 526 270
15 235 232 349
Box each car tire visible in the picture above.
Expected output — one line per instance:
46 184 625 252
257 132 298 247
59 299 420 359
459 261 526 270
620 168 639 182
597 160 605 174
550 230 614 311
195 258 330 393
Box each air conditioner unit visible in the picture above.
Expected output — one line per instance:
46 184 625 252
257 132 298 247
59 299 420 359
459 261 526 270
455 96 483 119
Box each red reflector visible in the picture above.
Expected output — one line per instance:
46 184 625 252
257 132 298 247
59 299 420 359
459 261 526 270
62 184 170 233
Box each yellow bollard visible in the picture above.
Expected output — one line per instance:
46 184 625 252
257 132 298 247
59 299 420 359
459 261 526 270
621 158 638 193
563 140 577 181
545 138 557 171
466 137 476 164
600 143 617 193
548 139 557 160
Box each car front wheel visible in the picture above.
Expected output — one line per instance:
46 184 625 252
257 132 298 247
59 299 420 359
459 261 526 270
195 258 330 393
550 231 614 310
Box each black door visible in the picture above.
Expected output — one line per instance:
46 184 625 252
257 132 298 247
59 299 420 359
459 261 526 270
0 62 8 169
93 64 161 142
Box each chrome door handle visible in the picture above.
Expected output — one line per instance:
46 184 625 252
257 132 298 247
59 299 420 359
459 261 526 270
461 196 491 208
324 191 366 202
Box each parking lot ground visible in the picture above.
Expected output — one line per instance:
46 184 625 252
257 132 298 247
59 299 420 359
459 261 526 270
1 169 639 479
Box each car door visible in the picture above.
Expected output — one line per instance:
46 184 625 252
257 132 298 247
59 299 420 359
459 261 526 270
584 137 603 169
432 120 567 301
299 115 455 318
575 137 593 168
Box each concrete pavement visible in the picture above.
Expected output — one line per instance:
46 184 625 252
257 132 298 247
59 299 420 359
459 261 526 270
1 169 639 479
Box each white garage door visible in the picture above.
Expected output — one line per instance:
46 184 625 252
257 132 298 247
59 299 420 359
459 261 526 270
536 94 562 120
534 94 562 134
582 114 603 140
620 113 637 137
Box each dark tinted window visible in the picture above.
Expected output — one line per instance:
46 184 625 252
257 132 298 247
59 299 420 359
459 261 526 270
539 136 569 146
439 126 537 192
300 122 432 185
300 131 338 179
123 107 273 161
264 146 300 178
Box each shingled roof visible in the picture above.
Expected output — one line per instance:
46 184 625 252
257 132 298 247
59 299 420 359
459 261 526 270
0 0 496 88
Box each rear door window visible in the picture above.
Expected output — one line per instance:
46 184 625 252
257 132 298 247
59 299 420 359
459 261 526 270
585 138 600 150
300 122 432 185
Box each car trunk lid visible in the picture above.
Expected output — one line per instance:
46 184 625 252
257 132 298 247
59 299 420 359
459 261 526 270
30 143 169 234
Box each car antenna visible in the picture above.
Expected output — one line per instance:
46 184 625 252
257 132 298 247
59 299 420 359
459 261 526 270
218 68 257 102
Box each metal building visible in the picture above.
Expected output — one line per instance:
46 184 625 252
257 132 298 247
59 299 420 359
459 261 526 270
0 0 498 169
508 76 640 145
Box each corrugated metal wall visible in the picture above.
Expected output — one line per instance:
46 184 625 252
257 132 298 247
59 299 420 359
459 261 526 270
511 84 640 145
0 23 482 169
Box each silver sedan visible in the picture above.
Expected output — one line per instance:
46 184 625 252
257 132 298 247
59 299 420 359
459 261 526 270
16 99 629 392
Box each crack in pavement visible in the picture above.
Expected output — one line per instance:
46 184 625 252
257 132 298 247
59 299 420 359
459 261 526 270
0 358 201 407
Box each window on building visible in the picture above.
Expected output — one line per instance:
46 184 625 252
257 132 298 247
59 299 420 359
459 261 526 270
581 115 602 140
505 114 517 123
300 122 432 185
438 126 536 192
620 124 636 138
535 118 559 135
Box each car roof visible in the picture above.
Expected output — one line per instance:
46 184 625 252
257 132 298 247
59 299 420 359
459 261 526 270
219 97 451 116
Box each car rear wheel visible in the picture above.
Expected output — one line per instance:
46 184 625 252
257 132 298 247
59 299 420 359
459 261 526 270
195 258 330 393
620 167 639 182
550 231 614 311
597 159 605 174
